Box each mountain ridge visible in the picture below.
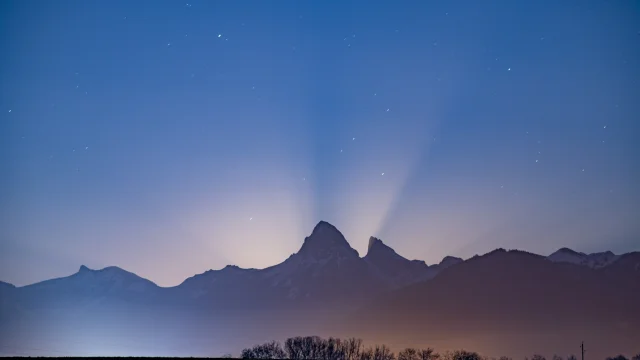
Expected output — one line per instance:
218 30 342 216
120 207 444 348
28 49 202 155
1 221 638 358
0 221 634 288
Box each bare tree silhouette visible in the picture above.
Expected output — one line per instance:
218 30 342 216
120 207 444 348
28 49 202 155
444 350 482 360
343 337 363 360
359 347 374 360
530 355 546 360
373 344 395 360
418 348 440 360
398 348 419 360
605 356 628 360
239 335 633 360
241 340 286 359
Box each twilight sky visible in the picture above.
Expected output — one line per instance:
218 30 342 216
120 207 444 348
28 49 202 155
1 0 639 287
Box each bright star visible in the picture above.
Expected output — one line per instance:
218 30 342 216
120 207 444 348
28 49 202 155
218 34 222 38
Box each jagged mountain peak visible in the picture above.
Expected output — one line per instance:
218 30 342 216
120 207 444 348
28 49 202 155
220 265 257 273
552 247 582 256
308 220 347 239
367 236 389 252
368 236 383 251
77 265 128 275
365 236 405 261
297 221 359 260
439 255 463 267
547 247 620 269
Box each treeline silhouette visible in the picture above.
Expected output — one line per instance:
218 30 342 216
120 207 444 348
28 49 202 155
240 336 640 360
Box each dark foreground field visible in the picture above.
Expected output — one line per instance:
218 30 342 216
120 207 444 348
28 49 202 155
0 358 234 360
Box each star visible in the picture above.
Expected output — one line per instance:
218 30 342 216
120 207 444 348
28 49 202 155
352 137 355 140
500 185 504 188
167 43 171 46
303 177 306 181
386 108 390 112
340 149 343 153
218 34 222 38
582 168 585 172
381 173 385 176
603 125 607 129
8 109 11 113
508 67 511 71
85 146 89 150
249 217 253 221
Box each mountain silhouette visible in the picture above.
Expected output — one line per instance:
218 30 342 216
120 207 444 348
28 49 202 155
0 221 638 358
348 248 640 359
